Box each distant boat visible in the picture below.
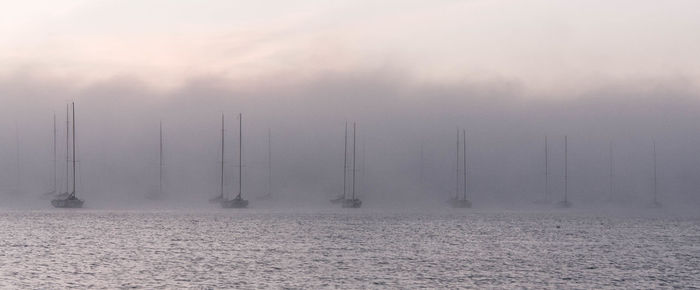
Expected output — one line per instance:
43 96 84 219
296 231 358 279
342 122 362 208
451 129 471 208
147 122 165 200
330 123 349 204
209 115 226 204
557 136 572 208
221 113 249 208
51 102 84 208
648 140 662 208
258 128 273 200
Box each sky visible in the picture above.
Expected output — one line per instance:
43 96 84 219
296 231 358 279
1 1 700 208
2 0 700 94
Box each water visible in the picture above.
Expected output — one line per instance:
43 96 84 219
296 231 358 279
1 208 698 288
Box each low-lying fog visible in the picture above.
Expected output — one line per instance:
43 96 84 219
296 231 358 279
1 72 700 212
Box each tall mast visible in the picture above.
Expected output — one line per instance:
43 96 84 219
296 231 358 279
15 121 20 190
53 113 57 193
159 121 163 196
238 113 243 198
463 130 467 201
66 104 70 193
71 102 76 196
220 114 225 199
419 142 424 186
564 135 568 204
361 139 366 196
545 136 549 201
267 128 272 197
653 139 657 204
609 140 614 200
455 128 460 200
343 122 348 199
352 122 356 200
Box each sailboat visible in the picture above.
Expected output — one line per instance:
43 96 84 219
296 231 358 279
51 102 84 208
342 122 362 208
258 128 273 200
221 113 249 208
330 123 348 204
451 129 471 208
209 115 226 203
147 122 165 200
557 135 572 208
648 140 662 208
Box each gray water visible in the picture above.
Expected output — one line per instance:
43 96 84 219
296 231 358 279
1 208 699 289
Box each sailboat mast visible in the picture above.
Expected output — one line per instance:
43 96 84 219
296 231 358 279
564 135 568 203
352 122 356 200
65 104 70 193
653 140 657 203
463 130 467 201
15 121 20 190
455 128 460 200
53 113 57 193
268 128 272 196
72 102 76 196
545 136 549 201
238 113 243 198
220 114 225 199
343 122 348 199
160 121 163 196
609 141 614 200
419 142 424 186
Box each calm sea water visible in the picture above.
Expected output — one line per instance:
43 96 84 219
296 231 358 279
0 208 698 288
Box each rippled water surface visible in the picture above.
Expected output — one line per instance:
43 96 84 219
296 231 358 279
1 208 699 288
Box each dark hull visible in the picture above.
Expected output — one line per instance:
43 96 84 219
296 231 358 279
342 198 362 208
51 197 84 208
221 198 249 208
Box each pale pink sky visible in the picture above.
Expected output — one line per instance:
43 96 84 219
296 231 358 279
1 0 700 93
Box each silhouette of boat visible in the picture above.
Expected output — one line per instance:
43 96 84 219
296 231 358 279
341 122 361 208
451 129 471 208
221 113 249 208
147 121 165 200
51 102 84 208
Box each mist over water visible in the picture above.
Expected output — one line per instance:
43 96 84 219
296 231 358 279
1 72 699 211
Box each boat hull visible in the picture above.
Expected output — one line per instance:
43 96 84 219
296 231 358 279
342 198 362 208
221 198 249 208
51 197 84 208
557 200 572 208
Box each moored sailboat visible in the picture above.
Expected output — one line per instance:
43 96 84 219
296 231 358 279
342 122 362 208
451 129 471 208
147 121 165 200
51 102 84 208
221 113 249 208
557 135 572 208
